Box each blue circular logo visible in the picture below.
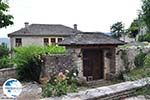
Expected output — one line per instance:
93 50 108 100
3 78 22 98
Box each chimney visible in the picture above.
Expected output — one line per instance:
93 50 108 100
24 22 29 28
73 24 77 31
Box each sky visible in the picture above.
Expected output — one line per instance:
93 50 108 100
0 0 141 38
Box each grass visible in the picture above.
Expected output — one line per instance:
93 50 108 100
126 67 150 81
125 67 150 97
136 85 150 97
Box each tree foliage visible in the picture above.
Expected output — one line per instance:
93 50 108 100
110 22 124 39
0 0 13 28
141 0 150 32
128 19 139 38
0 43 9 58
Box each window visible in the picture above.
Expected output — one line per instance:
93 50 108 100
15 38 22 47
50 38 56 45
44 38 49 46
58 38 63 43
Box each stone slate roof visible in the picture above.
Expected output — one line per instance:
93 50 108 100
8 24 79 37
59 32 125 46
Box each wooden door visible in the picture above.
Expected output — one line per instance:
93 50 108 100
83 49 103 81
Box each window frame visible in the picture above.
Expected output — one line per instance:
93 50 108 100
50 38 56 45
43 38 49 46
15 38 22 47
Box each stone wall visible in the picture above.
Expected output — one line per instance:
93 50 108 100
0 68 17 84
44 54 76 78
115 46 150 74
44 47 117 80
44 46 150 80
104 48 116 79
42 77 150 100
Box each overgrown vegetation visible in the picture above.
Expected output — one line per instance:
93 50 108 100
0 56 13 69
13 45 65 82
0 43 13 69
0 43 9 58
134 51 147 68
125 67 149 81
138 33 150 42
125 52 150 96
126 51 150 81
42 70 78 97
136 85 150 96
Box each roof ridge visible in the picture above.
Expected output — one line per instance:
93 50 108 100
80 32 124 43
30 23 64 26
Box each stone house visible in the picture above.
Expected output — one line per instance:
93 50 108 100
8 22 125 81
8 22 79 50
57 32 125 81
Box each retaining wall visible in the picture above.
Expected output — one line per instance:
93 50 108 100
0 68 17 84
116 46 150 74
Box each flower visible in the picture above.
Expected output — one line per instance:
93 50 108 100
54 79 57 82
57 72 66 81
65 70 69 73
73 73 77 76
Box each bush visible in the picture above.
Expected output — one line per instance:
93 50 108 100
42 70 78 97
125 53 150 81
0 56 13 69
138 33 150 42
144 54 150 68
0 44 9 58
125 67 150 81
134 51 146 68
13 45 65 82
136 85 150 96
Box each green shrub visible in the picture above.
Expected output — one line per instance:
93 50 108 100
13 45 65 82
0 56 13 69
134 51 146 68
0 44 9 58
144 54 150 68
125 54 150 81
138 33 150 42
125 67 150 81
136 85 150 96
42 70 78 97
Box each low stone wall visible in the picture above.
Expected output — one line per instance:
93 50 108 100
116 46 150 74
44 54 76 78
0 68 17 84
42 77 150 100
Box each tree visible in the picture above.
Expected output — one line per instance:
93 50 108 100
128 19 139 38
110 22 124 39
0 0 13 28
0 43 9 58
140 0 150 32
